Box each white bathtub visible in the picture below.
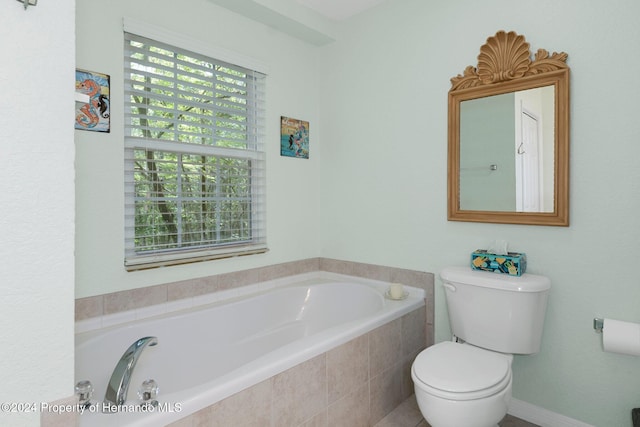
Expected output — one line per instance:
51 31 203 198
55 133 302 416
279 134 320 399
75 272 425 426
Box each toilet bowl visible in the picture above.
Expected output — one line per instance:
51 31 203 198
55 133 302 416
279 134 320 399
412 341 513 427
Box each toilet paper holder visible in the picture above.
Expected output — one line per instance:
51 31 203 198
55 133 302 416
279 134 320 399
593 317 604 333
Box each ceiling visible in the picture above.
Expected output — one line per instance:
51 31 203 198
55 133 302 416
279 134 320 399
295 0 386 20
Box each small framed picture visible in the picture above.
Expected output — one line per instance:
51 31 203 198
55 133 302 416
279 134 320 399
75 69 110 132
280 116 309 159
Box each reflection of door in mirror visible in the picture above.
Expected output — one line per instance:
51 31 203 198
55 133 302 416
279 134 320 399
515 86 554 212
517 109 541 211
459 86 554 213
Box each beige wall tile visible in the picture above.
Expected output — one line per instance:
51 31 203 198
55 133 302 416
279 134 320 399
75 295 103 321
103 284 167 314
353 262 392 282
167 275 219 301
401 349 421 400
401 306 427 357
317 258 350 275
209 379 272 426
327 334 369 404
166 416 193 427
369 318 402 378
389 269 433 289
191 406 213 427
258 261 300 282
40 395 78 427
298 409 328 427
369 364 403 426
257 258 319 282
216 268 260 291
319 258 389 280
373 395 424 427
272 355 327 426
327 383 370 427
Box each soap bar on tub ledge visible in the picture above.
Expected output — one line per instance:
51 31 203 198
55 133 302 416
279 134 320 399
470 249 527 276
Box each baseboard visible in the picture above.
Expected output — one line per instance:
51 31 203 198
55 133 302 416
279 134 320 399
508 398 595 427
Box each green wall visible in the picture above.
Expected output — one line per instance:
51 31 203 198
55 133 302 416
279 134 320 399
317 1 640 426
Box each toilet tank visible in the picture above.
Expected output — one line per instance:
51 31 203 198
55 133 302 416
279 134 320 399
441 266 550 354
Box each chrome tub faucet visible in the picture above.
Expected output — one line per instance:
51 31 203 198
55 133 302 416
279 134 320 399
103 336 158 411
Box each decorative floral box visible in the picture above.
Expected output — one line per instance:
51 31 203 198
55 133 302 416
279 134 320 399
470 249 527 276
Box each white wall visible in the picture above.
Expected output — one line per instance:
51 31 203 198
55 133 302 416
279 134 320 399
317 0 640 426
0 1 76 426
75 0 323 298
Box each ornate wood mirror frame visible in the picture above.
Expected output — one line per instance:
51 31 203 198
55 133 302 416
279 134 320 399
448 31 570 226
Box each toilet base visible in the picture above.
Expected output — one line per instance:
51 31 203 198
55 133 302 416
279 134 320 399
414 380 511 427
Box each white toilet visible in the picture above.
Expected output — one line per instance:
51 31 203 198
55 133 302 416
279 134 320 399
411 266 550 427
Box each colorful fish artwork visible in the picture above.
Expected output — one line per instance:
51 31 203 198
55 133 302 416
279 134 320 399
75 69 110 132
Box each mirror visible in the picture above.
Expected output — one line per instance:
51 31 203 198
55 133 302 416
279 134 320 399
448 31 570 226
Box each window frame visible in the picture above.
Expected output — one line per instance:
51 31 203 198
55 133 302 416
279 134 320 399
123 19 267 270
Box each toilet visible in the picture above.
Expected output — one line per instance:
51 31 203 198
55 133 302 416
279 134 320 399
412 266 550 427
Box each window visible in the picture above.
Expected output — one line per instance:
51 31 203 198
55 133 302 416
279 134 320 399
124 30 266 270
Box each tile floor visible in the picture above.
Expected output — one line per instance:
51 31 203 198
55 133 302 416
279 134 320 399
374 395 540 427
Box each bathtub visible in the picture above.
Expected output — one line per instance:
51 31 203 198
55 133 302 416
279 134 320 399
75 272 425 426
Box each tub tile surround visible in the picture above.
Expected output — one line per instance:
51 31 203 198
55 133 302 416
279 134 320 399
166 308 426 427
75 258 434 426
82 257 321 320
76 257 434 327
40 394 79 427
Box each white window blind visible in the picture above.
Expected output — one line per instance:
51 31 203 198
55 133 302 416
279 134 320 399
124 31 267 270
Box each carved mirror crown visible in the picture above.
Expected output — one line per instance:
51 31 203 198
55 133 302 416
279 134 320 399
451 31 568 90
448 31 570 226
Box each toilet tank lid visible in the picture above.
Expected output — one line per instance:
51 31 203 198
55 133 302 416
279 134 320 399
441 266 550 292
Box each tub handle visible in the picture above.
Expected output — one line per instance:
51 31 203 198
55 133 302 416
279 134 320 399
443 283 457 292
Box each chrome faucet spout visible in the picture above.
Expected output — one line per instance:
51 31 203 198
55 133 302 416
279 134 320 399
104 336 157 410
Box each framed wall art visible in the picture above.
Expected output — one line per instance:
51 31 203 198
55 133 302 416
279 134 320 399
280 116 309 159
75 69 110 132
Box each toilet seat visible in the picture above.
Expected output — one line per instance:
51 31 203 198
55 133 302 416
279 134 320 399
412 341 511 401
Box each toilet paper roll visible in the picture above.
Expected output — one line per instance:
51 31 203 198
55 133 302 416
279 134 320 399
602 318 640 356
